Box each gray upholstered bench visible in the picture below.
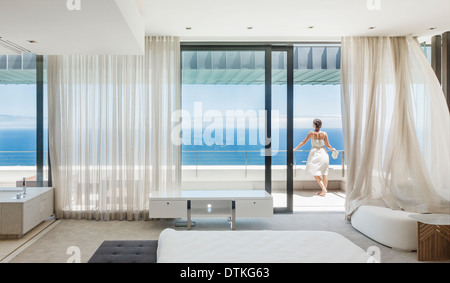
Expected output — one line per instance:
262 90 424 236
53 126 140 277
88 240 158 263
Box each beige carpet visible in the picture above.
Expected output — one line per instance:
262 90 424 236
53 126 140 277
7 212 422 263
0 219 55 262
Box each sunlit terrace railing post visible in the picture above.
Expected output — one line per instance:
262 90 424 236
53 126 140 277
195 151 198 179
245 151 248 178
342 151 345 177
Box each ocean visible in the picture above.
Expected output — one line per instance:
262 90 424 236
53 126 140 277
0 129 48 166
182 128 344 166
0 128 344 166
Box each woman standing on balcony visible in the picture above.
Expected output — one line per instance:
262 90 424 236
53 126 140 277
294 119 335 197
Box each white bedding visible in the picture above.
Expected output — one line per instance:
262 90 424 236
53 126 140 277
157 228 372 263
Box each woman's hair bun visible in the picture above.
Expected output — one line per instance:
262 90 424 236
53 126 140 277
313 119 322 129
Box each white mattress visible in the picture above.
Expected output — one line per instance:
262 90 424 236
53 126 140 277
157 228 372 263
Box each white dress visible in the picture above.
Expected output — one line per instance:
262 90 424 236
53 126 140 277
305 136 329 176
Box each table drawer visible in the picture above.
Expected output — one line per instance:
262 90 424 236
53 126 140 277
149 200 187 218
236 199 273 217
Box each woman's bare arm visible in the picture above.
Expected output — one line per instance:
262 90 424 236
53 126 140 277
324 133 335 151
294 131 313 151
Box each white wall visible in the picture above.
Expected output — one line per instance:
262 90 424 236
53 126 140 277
182 165 346 191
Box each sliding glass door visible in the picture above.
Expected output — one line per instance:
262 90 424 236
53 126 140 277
180 44 294 213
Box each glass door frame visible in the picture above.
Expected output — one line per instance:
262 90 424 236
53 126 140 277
180 43 294 214
271 46 294 214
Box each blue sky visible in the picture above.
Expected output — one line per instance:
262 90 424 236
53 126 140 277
0 84 37 128
182 84 342 129
0 85 36 116
0 83 342 129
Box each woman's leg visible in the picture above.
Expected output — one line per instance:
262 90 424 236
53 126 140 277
314 176 326 196
322 175 328 190
320 175 328 196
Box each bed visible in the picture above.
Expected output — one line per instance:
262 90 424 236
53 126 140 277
157 228 374 263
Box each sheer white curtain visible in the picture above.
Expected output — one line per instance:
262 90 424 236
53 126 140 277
48 36 181 220
341 36 450 219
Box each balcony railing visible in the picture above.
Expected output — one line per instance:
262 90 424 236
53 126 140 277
0 149 345 187
0 151 48 166
0 150 344 171
182 149 345 178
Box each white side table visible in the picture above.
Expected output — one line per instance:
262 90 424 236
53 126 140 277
408 214 450 261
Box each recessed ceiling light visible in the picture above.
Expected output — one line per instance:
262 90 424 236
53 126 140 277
428 27 437 30
185 27 192 30
368 26 376 30
27 40 38 43
247 26 254 30
307 26 315 29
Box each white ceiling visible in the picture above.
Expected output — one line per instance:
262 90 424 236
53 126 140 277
141 0 450 42
0 0 449 55
0 0 144 55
